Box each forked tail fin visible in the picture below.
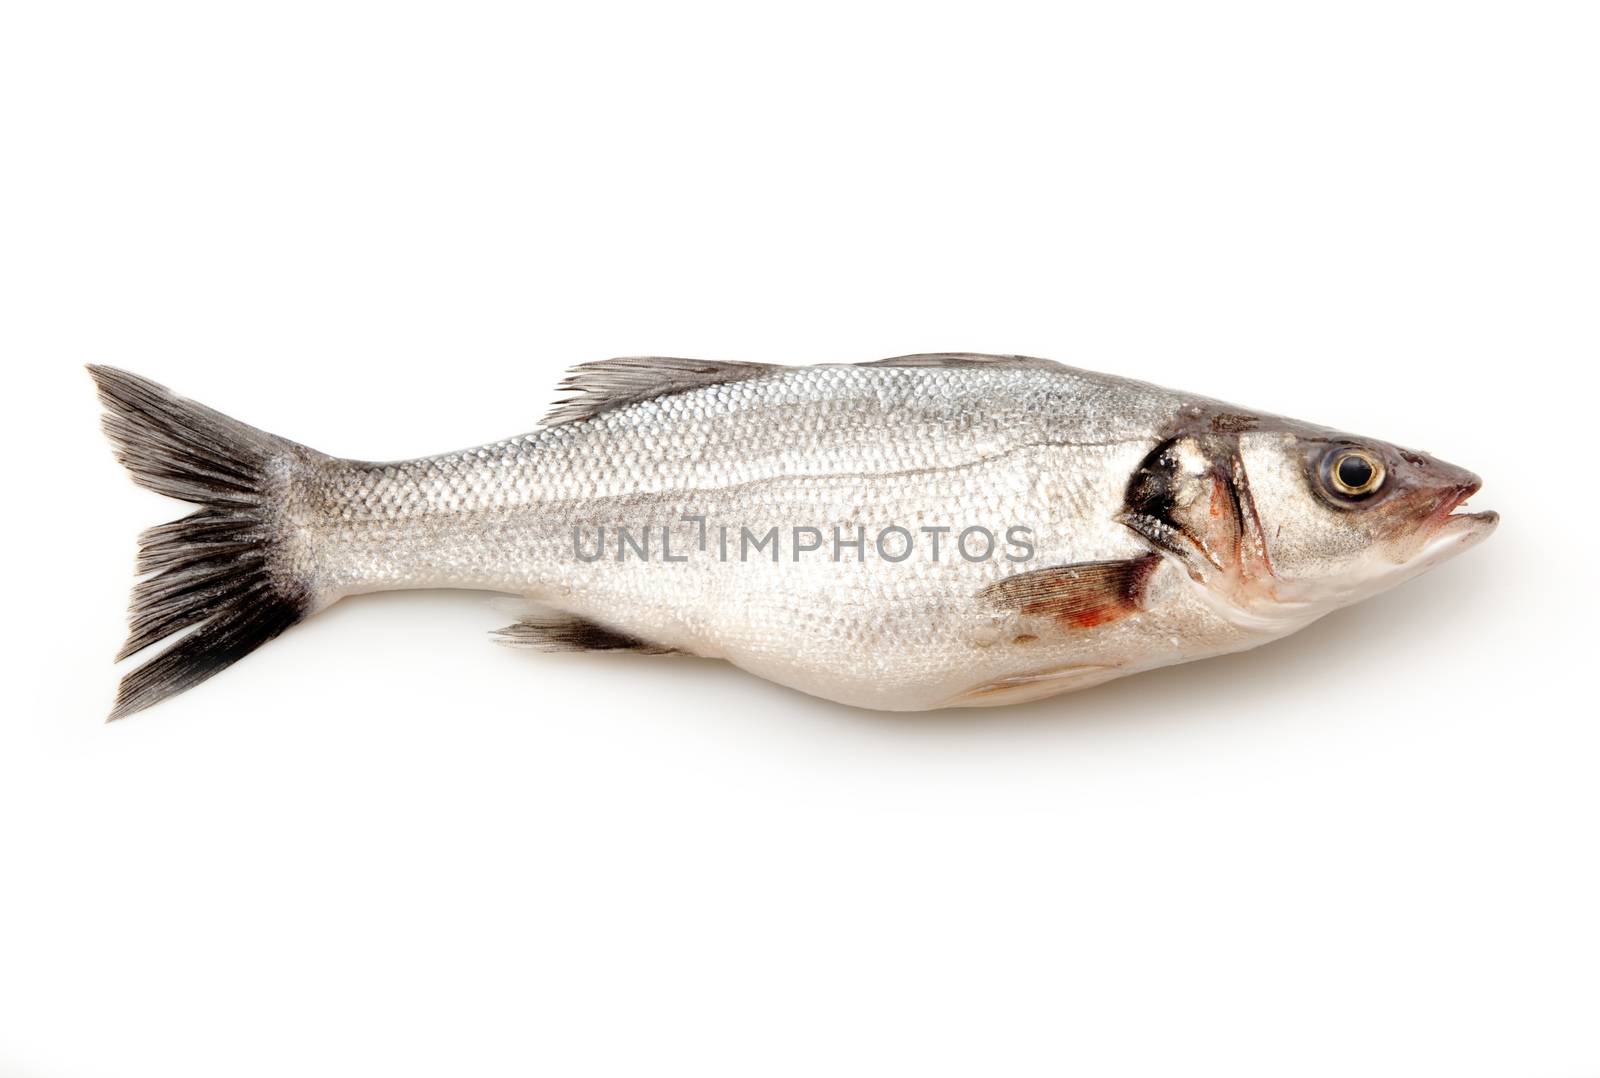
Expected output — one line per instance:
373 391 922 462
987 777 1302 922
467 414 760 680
89 366 323 720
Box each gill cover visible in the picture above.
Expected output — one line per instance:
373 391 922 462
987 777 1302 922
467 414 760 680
1119 434 1278 614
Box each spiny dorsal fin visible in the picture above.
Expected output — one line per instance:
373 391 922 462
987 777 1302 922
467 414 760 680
493 611 680 655
540 353 1067 427
541 357 781 427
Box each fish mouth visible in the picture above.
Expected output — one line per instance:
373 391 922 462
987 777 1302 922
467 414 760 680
1423 478 1499 551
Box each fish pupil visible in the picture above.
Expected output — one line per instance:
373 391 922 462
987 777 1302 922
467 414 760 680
1337 454 1375 490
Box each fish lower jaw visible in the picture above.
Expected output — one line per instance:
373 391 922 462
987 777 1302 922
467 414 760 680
1330 508 1499 606
1422 508 1499 561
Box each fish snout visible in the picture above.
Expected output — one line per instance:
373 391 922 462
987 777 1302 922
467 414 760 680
1390 451 1498 545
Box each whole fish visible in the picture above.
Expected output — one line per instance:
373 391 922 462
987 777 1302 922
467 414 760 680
90 354 1496 718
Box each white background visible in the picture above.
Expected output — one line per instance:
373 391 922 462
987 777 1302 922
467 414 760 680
2 1 1596 1075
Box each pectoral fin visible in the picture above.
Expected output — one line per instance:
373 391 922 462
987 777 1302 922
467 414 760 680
979 554 1162 630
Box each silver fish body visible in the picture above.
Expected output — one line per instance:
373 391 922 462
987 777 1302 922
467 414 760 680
91 354 1497 717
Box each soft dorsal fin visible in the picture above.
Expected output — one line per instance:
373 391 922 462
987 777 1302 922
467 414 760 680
541 357 781 426
540 352 1068 428
859 352 1066 371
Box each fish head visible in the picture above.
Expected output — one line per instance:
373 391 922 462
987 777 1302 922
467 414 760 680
1235 427 1497 614
1122 418 1498 628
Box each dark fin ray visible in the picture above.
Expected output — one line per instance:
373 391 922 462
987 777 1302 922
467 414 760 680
980 554 1162 630
89 366 319 719
118 564 267 660
109 582 309 719
493 612 680 655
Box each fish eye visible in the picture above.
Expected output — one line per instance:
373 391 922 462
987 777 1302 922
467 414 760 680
1323 448 1385 499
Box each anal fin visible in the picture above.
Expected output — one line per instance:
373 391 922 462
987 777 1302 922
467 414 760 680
979 554 1162 630
493 612 680 655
